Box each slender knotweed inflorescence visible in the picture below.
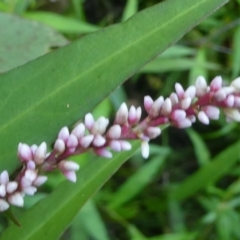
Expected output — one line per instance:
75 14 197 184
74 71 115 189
1 75 240 212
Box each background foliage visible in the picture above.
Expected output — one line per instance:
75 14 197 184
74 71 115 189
1 0 240 239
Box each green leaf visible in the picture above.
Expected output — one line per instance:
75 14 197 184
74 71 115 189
0 12 68 73
187 128 210 166
121 0 138 22
0 142 140 240
232 26 240 78
0 0 228 173
108 148 169 208
141 57 220 73
171 140 240 201
23 11 99 34
71 200 110 240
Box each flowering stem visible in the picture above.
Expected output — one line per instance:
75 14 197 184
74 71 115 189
1 75 240 212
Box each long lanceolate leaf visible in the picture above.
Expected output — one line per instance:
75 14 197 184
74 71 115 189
0 0 228 173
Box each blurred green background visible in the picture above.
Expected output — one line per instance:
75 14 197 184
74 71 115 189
1 0 240 239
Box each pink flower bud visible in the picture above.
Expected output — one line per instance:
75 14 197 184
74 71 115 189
6 182 18 193
149 96 164 117
64 171 77 183
136 107 142 122
161 98 172 116
0 185 6 197
195 76 208 97
31 144 38 155
231 77 240 92
93 135 106 147
0 171 9 185
54 139 65 154
198 111 209 125
59 160 80 172
27 160 36 170
234 96 240 107
184 86 196 99
33 176 48 187
181 97 191 110
224 95 234 107
107 125 121 139
128 106 137 124
120 141 132 151
176 118 192 128
95 148 112 158
171 109 186 121
58 127 70 143
115 103 128 125
67 134 78 148
202 106 220 120
210 76 222 91
169 93 179 105
72 123 85 138
92 117 109 134
109 140 121 152
175 83 185 98
141 141 149 159
85 113 95 130
18 143 33 162
224 108 240 121
0 199 9 212
80 135 94 148
144 96 153 112
24 169 37 182
214 89 226 101
23 186 37 195
145 127 161 139
8 192 24 207
34 142 47 165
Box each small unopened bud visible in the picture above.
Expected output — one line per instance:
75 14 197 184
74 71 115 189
6 182 18 194
115 103 128 125
0 199 9 212
181 97 192 110
54 139 65 154
33 176 48 187
0 171 9 185
210 76 222 91
175 83 185 98
141 141 149 159
184 86 196 99
85 113 95 130
202 106 220 120
8 192 24 207
161 98 172 116
195 76 208 97
58 127 70 143
18 143 33 162
144 96 153 112
198 111 209 125
93 135 106 147
34 142 47 165
64 171 77 183
80 135 94 148
231 77 240 92
72 123 85 139
92 117 109 134
95 148 113 158
145 127 161 139
66 134 78 148
59 160 80 172
107 125 121 139
109 140 121 152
